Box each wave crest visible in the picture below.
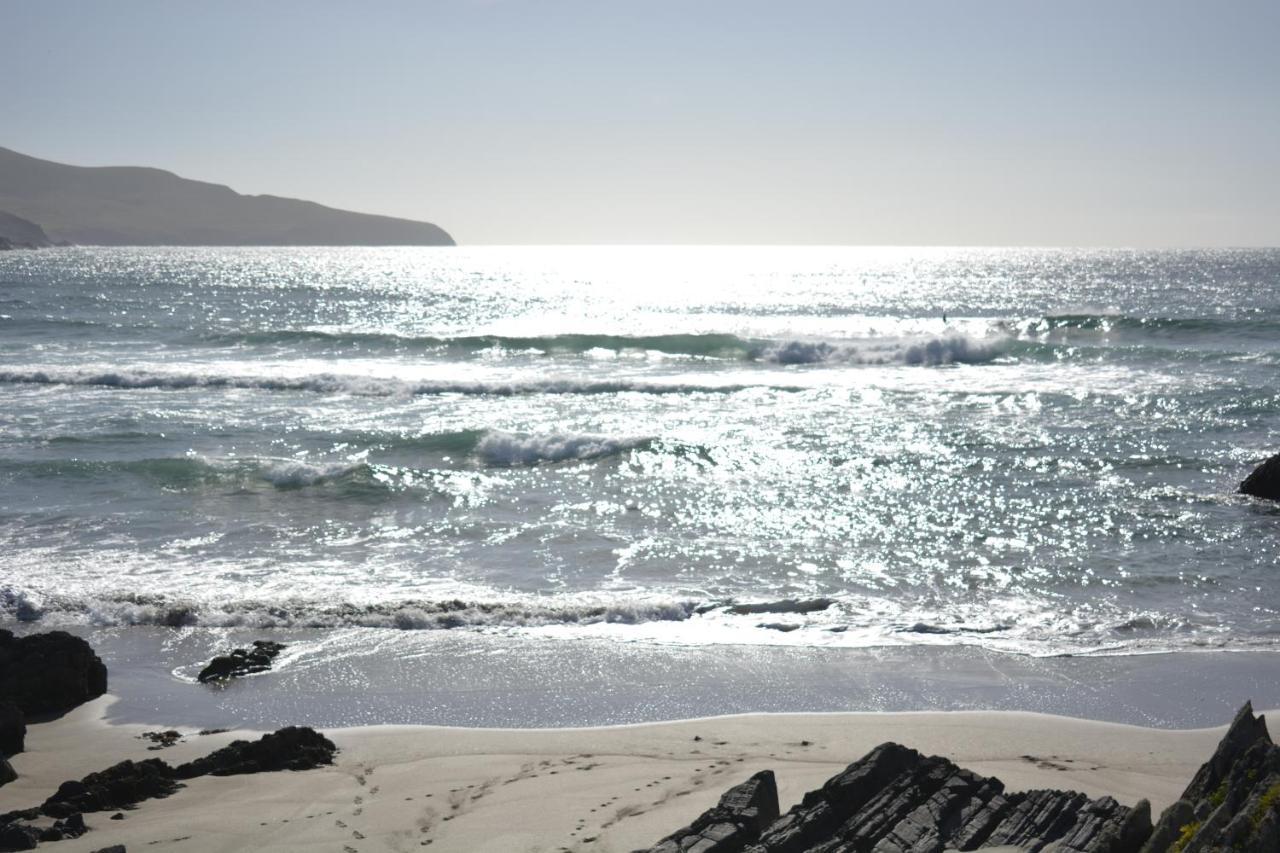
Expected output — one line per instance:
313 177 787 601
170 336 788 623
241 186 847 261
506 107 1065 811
475 430 653 466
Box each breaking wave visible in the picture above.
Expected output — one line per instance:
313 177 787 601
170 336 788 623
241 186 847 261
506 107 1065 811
0 368 779 396
763 334 1007 366
0 456 404 494
475 431 654 466
0 588 702 631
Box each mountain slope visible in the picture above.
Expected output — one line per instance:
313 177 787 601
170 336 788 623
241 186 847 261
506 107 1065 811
0 210 53 248
0 146 454 246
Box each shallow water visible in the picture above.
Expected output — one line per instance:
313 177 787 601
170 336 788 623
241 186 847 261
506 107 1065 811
2 246 1278 657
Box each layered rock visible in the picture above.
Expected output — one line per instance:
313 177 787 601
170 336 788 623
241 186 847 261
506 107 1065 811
1240 453 1280 501
1139 701 1280 853
196 640 285 684
0 631 108 716
638 742 1150 853
646 770 779 853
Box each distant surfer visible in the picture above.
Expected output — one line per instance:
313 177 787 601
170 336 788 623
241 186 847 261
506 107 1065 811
942 310 947 325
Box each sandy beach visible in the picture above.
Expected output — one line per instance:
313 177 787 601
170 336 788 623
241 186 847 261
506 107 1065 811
0 695 1235 853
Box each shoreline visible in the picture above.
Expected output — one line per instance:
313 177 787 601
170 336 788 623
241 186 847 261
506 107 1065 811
3 695 1237 853
65 626 1280 730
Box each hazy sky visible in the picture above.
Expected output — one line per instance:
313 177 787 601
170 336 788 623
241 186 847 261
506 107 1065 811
4 1 1278 246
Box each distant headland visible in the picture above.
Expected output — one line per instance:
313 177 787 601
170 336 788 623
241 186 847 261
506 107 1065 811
0 146 454 247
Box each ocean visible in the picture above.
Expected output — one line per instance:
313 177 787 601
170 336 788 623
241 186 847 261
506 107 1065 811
2 245 1278 704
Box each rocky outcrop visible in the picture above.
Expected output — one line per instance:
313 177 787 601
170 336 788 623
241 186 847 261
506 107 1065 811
0 727 334 850
40 758 181 819
0 758 15 788
0 701 24 755
1139 701 1280 853
197 640 285 684
173 726 336 778
646 770 779 853
638 742 1151 853
0 631 108 716
0 211 52 250
642 703 1280 853
0 822 40 851
1240 453 1280 501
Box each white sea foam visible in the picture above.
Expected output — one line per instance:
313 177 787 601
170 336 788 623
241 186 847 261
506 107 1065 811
475 430 652 466
0 367 773 396
762 334 1007 366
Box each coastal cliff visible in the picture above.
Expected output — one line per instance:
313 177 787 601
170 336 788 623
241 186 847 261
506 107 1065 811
0 146 453 246
0 211 53 249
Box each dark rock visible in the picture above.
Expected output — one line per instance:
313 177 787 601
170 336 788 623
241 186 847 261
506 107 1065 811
110 812 124 820
1141 702 1280 853
0 701 23 755
726 599 833 616
39 812 87 842
646 770 779 853
0 630 108 716
41 757 181 818
173 726 336 778
0 758 14 788
197 640 286 684
0 822 40 852
1241 453 1280 501
91 847 127 853
139 730 183 749
1184 700 1270 803
640 740 1148 853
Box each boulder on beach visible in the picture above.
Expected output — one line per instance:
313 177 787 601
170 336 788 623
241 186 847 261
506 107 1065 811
197 639 286 684
1240 453 1280 501
0 630 108 717
173 726 337 778
0 701 24 755
40 758 181 819
0 758 15 788
0 821 40 851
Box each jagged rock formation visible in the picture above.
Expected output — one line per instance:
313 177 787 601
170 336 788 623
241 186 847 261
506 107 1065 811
647 771 780 853
0 146 453 246
0 631 108 716
196 640 286 684
642 703 1280 853
1139 701 1280 853
0 211 53 249
1240 453 1280 501
639 742 1149 853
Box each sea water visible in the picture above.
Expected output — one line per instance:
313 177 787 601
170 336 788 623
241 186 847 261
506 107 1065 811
2 246 1278 662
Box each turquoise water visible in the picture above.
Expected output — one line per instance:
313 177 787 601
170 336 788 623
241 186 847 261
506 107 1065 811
2 246 1278 656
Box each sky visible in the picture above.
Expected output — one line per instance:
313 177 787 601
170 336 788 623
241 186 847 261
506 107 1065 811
3 1 1278 246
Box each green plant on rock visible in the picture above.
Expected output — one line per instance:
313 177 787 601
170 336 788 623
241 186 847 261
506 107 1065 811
1209 779 1229 809
1170 820 1200 853
1251 782 1280 830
